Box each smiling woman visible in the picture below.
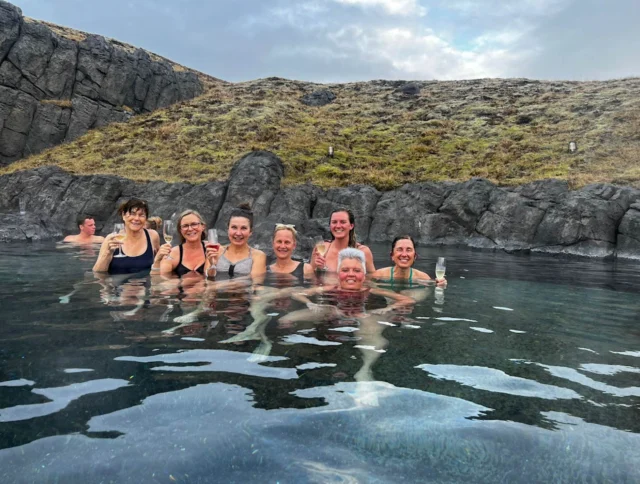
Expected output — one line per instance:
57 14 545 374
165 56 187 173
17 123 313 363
153 210 207 276
204 203 267 279
268 224 313 278
310 208 375 273
92 198 160 274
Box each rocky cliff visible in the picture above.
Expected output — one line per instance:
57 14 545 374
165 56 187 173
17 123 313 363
1 151 639 260
0 0 205 166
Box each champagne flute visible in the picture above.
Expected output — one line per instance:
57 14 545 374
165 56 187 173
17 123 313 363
313 235 328 270
206 229 220 251
112 223 127 258
163 220 175 260
435 257 446 280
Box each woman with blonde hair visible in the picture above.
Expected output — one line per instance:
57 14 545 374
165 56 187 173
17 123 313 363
268 224 314 278
152 210 207 275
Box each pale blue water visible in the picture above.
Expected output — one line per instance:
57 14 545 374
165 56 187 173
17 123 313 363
0 242 639 483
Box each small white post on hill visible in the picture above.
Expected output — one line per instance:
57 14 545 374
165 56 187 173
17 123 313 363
568 141 577 153
328 146 334 158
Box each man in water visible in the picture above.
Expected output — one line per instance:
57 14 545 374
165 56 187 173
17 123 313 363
63 216 105 244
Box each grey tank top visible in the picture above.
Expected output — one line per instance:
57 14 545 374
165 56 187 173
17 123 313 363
216 246 253 277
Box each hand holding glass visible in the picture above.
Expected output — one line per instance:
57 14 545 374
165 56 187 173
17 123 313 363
313 235 327 270
435 257 446 280
112 223 127 258
163 220 175 260
207 229 220 251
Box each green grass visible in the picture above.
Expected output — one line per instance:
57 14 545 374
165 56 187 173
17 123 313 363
3 77 640 189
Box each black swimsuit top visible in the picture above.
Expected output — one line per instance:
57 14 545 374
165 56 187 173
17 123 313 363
175 242 206 277
108 229 154 274
267 261 305 279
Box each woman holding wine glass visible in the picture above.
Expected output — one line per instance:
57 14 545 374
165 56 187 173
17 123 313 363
204 203 267 279
152 210 208 276
370 235 446 285
310 208 375 273
93 198 160 274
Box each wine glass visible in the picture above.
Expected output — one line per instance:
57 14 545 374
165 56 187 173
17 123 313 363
206 229 220 251
112 223 127 258
313 235 327 270
435 257 446 280
163 220 175 260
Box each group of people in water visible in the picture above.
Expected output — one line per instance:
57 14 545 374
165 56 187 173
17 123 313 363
62 198 447 391
75 197 445 290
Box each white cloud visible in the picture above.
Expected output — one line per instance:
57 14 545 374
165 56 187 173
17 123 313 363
327 24 531 79
332 0 427 16
445 0 572 17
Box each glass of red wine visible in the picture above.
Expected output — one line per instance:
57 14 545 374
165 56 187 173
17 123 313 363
207 229 219 251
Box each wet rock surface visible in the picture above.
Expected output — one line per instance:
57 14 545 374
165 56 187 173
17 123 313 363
1 151 639 260
0 1 204 166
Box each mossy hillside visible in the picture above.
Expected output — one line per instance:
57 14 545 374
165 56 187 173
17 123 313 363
3 77 640 190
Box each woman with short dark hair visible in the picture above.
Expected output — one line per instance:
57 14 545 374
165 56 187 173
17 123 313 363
93 198 160 274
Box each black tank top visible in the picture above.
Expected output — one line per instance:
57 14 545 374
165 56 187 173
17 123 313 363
175 242 206 277
108 229 154 274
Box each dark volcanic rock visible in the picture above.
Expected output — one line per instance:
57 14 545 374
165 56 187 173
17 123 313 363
369 182 450 242
476 190 545 249
215 151 285 235
395 82 421 96
300 89 336 107
0 2 21 64
616 202 640 260
0 211 62 242
439 178 495 230
0 0 204 165
0 150 639 260
312 185 381 242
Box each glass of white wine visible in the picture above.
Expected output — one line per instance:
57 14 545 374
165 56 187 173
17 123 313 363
435 257 446 280
112 223 127 258
313 235 328 270
163 220 175 260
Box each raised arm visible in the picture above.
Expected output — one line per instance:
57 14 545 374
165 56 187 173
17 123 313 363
93 234 118 272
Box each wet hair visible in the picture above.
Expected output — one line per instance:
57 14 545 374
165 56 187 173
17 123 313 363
337 248 366 274
176 209 206 244
273 223 297 242
146 216 163 231
390 235 418 260
330 208 357 248
229 203 254 229
76 215 94 228
118 198 149 218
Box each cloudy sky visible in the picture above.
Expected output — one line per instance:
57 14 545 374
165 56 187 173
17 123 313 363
14 0 640 83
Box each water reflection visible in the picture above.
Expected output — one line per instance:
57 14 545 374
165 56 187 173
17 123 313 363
1 381 639 483
1 242 639 482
